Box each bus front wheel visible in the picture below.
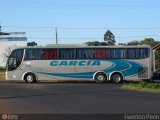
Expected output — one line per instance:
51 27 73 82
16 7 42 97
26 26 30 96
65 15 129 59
24 73 37 83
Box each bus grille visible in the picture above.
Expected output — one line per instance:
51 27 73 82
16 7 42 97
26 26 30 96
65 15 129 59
138 67 148 78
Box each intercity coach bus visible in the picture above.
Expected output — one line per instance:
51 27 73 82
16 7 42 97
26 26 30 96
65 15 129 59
6 45 153 83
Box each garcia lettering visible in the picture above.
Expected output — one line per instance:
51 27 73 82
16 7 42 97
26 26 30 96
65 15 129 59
50 60 100 66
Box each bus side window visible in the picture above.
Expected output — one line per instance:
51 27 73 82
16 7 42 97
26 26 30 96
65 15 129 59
42 49 57 60
76 49 83 59
94 49 110 59
127 48 148 59
111 49 120 59
26 49 42 60
141 48 148 58
128 49 136 59
26 49 32 60
120 49 127 59
59 49 75 59
110 49 127 59
34 49 42 60
84 49 93 59
77 49 93 59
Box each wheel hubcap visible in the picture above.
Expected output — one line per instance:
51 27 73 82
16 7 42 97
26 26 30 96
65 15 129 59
98 75 104 81
27 75 33 82
113 75 121 82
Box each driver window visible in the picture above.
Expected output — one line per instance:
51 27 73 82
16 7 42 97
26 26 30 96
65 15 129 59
8 49 24 71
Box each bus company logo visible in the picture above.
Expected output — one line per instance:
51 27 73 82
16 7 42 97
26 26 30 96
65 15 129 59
50 60 101 66
2 114 8 120
1 114 18 120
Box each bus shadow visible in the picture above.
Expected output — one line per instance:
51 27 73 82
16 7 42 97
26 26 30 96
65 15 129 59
0 80 146 84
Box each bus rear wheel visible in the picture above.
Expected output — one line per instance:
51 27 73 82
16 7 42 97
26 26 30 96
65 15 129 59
24 73 36 83
94 72 107 83
111 73 123 83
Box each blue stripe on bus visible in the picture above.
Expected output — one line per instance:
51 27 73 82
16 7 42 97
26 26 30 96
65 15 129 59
104 60 144 76
37 60 145 79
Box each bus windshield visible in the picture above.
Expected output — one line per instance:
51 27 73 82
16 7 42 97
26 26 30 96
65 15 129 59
7 49 24 71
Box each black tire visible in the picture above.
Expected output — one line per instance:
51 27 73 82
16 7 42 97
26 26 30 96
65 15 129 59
24 73 36 83
94 73 107 83
111 73 123 83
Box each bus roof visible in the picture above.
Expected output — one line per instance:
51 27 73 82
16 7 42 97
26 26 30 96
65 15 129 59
13 45 152 50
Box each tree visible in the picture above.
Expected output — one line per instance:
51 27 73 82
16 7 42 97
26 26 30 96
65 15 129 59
85 41 100 46
27 41 38 46
127 38 160 47
118 43 126 46
104 30 115 45
127 40 140 46
85 41 109 46
140 38 160 47
99 42 109 46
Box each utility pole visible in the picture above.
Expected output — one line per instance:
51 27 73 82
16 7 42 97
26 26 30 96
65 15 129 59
0 21 2 32
55 27 58 44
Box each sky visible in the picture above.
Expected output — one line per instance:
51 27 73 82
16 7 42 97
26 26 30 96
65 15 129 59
0 0 160 46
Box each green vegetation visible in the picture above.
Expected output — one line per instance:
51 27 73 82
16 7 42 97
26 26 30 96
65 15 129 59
85 30 115 46
104 30 115 45
85 41 110 46
123 81 160 93
0 67 5 80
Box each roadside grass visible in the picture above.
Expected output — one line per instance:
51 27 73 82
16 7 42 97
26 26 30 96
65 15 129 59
0 68 5 80
122 81 160 93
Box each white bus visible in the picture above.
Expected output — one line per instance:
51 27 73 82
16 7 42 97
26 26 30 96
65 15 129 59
6 45 153 83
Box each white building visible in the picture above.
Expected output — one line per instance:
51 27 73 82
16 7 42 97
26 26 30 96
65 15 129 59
0 32 27 68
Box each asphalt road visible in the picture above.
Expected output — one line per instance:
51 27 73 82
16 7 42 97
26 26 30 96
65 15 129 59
0 82 160 114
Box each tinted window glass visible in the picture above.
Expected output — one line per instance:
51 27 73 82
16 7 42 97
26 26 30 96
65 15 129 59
26 49 42 60
110 49 127 59
128 48 149 59
140 48 148 58
8 49 24 71
42 49 58 60
59 49 75 59
94 49 110 59
76 49 93 59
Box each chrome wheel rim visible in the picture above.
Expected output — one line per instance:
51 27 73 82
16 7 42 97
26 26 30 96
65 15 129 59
27 75 33 82
113 75 121 83
97 75 105 82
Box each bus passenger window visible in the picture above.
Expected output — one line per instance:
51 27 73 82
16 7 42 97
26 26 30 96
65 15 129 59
94 49 110 59
127 48 149 59
111 49 121 58
26 49 42 60
119 49 127 59
140 48 148 58
42 49 57 60
59 49 75 59
77 49 93 59
128 49 136 59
